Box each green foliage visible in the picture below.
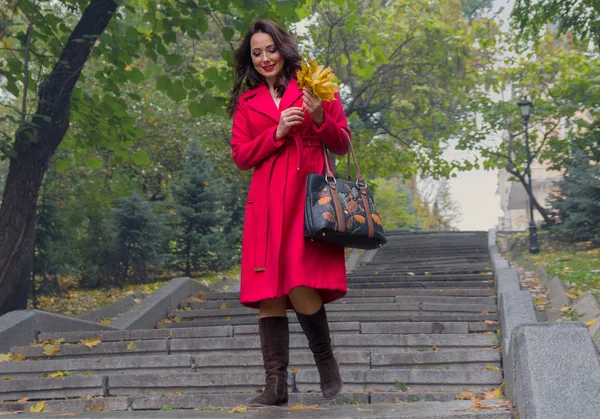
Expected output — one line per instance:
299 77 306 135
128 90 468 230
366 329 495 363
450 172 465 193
110 192 170 285
171 140 230 275
305 0 501 178
511 0 600 47
550 152 600 247
372 177 416 231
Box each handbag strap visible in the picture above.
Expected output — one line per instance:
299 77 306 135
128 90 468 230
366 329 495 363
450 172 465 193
322 128 366 184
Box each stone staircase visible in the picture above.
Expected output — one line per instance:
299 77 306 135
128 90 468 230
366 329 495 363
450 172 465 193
0 231 513 417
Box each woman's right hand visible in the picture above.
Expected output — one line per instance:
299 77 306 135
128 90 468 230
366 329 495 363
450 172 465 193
275 107 304 140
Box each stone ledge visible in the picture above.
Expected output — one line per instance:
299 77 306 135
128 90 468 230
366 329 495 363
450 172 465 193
507 322 600 419
80 293 146 323
0 310 117 353
546 276 570 308
110 277 211 330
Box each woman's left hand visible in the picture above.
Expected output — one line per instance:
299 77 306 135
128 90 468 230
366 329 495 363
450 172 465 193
303 89 325 127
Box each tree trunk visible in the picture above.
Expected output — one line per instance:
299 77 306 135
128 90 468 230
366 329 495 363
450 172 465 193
0 0 119 316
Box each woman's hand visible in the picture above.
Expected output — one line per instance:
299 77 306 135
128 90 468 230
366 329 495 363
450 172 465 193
276 107 304 140
303 89 324 127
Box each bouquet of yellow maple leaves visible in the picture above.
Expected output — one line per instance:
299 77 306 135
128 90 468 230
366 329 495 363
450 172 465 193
297 58 340 101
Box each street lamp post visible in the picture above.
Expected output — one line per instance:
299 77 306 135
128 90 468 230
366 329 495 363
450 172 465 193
517 98 540 254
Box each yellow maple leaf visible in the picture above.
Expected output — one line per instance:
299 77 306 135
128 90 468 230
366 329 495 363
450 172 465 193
101 319 113 325
296 58 340 101
585 319 597 327
0 353 12 362
127 341 137 351
535 298 544 305
493 387 502 398
82 338 102 349
173 317 181 323
30 401 45 413
43 344 60 357
560 307 571 313
51 371 65 377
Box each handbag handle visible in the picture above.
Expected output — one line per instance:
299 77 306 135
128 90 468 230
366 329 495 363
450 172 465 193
322 128 366 185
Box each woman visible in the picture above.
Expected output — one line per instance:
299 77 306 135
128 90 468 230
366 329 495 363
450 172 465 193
229 19 350 407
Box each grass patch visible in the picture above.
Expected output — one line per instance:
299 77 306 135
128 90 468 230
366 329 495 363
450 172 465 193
506 231 600 301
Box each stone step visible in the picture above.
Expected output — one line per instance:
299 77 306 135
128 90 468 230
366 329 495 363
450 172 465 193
0 352 372 380
187 295 498 310
157 313 498 328
0 369 503 401
348 281 493 289
199 288 497 301
371 350 501 368
171 303 497 320
347 274 493 282
0 397 513 418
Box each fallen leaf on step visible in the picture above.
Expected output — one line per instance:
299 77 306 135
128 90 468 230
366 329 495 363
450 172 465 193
535 298 544 305
81 338 102 349
483 320 498 325
531 279 540 285
83 371 95 376
44 344 61 357
483 345 501 350
290 366 298 373
480 311 489 315
127 341 137 351
220 303 228 309
101 319 112 325
425 272 431 276
2 376 12 380
456 390 474 400
493 387 502 398
560 307 571 313
482 366 501 371
12 353 24 361
407 272 415 276
230 405 247 413
0 353 13 362
431 344 440 351
483 391 496 399
225 316 231 320
197 291 206 301
51 371 65 377
565 292 577 299
504 399 513 408
173 317 181 323
585 319 597 327
30 401 45 413
470 397 499 411
17 397 30 403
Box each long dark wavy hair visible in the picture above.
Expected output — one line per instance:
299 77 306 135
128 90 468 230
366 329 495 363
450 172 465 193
227 19 302 118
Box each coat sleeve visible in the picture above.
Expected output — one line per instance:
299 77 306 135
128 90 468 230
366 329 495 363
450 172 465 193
231 100 285 171
312 92 350 156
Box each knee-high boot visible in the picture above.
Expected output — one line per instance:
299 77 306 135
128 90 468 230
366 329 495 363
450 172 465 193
249 316 289 407
295 305 342 399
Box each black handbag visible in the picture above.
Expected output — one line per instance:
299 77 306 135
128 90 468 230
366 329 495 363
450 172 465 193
304 130 386 249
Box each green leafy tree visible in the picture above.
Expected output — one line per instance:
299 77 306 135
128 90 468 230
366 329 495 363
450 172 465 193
303 0 501 179
550 152 600 247
458 33 600 226
172 141 229 276
371 177 417 231
512 0 600 47
110 192 170 285
0 0 305 314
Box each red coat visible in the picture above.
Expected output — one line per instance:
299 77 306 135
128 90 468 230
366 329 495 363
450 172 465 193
231 77 350 309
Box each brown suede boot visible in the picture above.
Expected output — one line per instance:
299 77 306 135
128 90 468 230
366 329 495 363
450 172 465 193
295 305 342 399
249 316 289 407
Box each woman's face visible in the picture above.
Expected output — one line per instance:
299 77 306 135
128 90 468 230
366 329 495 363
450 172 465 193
250 32 284 83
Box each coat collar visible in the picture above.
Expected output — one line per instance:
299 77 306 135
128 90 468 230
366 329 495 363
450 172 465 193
247 77 303 123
